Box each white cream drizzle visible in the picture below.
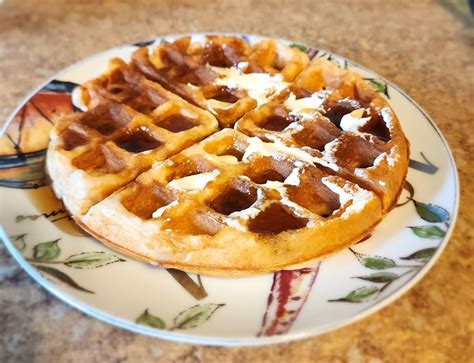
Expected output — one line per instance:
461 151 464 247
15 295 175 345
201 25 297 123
152 200 178 218
282 122 304 133
221 164 313 231
228 188 264 220
354 149 397 182
284 165 302 186
211 66 289 105
372 150 396 168
242 137 339 171
167 170 220 192
321 177 372 219
340 108 371 131
223 188 267 231
237 61 249 71
261 180 314 220
71 87 88 112
380 107 394 129
206 98 234 112
204 154 239 165
284 92 325 120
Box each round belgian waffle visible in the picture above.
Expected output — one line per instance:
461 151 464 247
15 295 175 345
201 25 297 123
47 35 409 276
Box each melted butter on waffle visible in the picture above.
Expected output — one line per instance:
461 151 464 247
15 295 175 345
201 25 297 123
321 177 373 219
223 188 265 231
243 137 339 171
152 200 179 218
284 92 326 120
340 108 371 131
167 169 220 192
206 98 235 111
211 66 289 106
204 154 240 165
71 87 88 112
282 165 302 186
260 180 315 220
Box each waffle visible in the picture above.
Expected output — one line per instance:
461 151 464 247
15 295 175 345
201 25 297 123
47 58 218 215
130 35 309 127
236 58 409 211
80 129 382 276
47 35 409 276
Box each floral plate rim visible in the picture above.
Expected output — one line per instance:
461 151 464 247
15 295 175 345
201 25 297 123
0 33 460 346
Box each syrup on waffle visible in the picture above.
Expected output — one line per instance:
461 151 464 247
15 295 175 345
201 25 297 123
47 58 218 215
47 35 409 276
81 129 382 276
130 35 309 127
236 58 409 211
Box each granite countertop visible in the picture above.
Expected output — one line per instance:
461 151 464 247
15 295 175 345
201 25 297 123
1 0 473 361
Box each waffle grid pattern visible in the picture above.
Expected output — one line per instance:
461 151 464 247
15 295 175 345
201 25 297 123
47 35 409 275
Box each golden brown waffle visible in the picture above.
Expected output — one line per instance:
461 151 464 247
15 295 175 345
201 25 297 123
47 59 218 215
47 35 409 276
236 58 409 211
81 129 382 276
130 35 309 127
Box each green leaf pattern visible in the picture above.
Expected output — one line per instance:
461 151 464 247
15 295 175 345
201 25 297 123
401 248 437 263
354 272 399 283
136 304 225 331
35 265 94 294
33 239 61 261
330 287 380 303
414 201 450 223
13 235 126 295
362 256 397 270
136 309 166 329
289 43 307 52
12 162 450 325
172 303 225 330
367 79 388 96
409 226 446 239
331 182 449 303
350 249 397 270
65 252 125 269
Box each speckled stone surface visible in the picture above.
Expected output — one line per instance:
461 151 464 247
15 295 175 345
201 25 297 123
1 0 473 362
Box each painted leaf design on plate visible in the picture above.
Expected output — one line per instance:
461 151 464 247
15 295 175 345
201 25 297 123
35 265 94 294
289 43 307 52
367 79 387 94
353 272 399 283
133 39 155 47
350 248 397 270
172 303 225 330
136 309 166 329
409 225 446 239
414 201 449 223
10 234 27 251
363 256 397 270
33 239 61 261
401 248 437 262
329 286 380 303
166 269 208 300
65 251 125 269
408 152 439 175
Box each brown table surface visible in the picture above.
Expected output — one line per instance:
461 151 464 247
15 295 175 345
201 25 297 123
1 0 473 362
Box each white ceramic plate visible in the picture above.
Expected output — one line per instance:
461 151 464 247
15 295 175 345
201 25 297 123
0 33 459 346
